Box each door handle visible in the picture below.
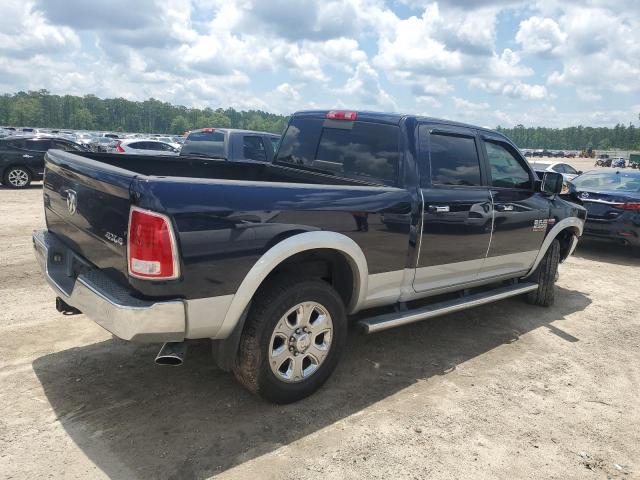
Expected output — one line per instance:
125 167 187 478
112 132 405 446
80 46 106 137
495 204 514 212
428 205 450 213
22 154 33 158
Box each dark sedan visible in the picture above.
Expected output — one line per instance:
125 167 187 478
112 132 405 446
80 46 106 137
568 169 640 246
0 136 86 188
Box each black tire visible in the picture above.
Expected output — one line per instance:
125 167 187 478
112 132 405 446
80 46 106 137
234 276 347 404
526 239 560 307
3 166 32 189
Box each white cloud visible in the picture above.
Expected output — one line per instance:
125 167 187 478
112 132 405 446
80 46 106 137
516 16 566 56
338 62 397 111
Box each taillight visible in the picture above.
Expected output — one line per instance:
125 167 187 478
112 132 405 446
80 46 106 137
115 141 125 153
127 207 179 280
619 202 640 210
326 110 357 121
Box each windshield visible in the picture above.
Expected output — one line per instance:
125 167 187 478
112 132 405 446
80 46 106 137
181 131 225 157
572 171 640 192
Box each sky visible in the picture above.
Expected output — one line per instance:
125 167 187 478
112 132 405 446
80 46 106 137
0 0 639 128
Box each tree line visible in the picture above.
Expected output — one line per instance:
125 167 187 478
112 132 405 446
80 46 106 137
0 90 289 135
1 90 639 150
496 123 640 151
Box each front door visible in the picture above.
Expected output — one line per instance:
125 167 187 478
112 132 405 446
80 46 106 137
479 136 548 278
413 125 492 292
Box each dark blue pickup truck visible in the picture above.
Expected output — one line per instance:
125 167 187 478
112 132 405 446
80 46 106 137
33 110 586 403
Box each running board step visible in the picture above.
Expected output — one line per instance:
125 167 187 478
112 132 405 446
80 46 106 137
358 282 539 334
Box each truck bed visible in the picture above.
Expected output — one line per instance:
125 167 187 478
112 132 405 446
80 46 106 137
67 151 362 186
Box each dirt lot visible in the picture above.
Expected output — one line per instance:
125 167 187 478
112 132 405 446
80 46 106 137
1 164 639 479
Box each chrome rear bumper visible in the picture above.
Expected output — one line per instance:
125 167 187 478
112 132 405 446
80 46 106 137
33 229 186 342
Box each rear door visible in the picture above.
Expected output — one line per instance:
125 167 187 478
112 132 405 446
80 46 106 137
479 135 548 278
242 135 268 162
413 124 493 292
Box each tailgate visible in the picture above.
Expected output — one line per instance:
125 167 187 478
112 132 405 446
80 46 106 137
43 150 135 278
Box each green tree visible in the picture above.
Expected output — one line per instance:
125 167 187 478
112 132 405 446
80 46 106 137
170 115 190 134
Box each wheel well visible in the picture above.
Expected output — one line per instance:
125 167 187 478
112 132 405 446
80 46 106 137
260 248 357 308
556 227 579 262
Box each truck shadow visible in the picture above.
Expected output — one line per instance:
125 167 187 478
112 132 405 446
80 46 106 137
32 287 590 479
573 239 640 267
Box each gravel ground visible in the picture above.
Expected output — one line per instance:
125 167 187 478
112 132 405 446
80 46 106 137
1 162 638 479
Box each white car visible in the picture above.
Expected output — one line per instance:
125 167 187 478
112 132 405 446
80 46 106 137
529 160 582 181
156 136 182 150
114 139 180 155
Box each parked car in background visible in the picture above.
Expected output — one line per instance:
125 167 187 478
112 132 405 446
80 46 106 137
180 128 280 162
155 136 182 150
530 160 582 194
87 137 117 152
114 139 180 155
611 157 626 168
567 169 640 246
0 136 86 188
529 160 582 180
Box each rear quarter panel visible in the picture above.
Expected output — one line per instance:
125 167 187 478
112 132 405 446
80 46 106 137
131 177 414 300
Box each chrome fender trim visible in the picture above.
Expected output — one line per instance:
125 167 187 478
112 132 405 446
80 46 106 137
212 231 369 339
524 217 584 277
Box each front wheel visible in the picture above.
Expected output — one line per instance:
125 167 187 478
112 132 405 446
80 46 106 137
234 277 347 403
526 239 560 307
4 166 32 189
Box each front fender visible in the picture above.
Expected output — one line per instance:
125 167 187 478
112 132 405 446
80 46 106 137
524 217 584 277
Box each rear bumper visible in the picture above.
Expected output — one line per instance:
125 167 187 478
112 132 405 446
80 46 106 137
583 220 640 246
33 229 186 342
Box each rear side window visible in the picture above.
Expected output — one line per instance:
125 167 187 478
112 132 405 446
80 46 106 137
484 141 532 189
429 133 482 186
277 117 399 185
128 142 145 150
181 131 225 157
243 136 267 161
270 137 280 153
52 140 82 151
24 139 52 152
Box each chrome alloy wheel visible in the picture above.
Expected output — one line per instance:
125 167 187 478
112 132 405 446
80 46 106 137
268 301 333 383
7 168 29 187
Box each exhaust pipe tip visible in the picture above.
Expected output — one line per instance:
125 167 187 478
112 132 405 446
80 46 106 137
155 341 187 366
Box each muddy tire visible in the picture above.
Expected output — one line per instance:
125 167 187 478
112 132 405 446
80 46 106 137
526 239 560 307
234 276 347 404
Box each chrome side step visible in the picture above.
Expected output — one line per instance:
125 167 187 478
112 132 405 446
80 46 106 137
358 282 539 334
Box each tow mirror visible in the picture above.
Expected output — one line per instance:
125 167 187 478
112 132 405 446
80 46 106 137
540 171 564 195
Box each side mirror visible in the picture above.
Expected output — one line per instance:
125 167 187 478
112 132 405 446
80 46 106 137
539 171 563 195
577 170 583 175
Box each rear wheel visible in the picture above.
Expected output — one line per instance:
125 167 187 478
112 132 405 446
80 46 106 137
4 166 32 189
526 239 560 307
234 276 347 403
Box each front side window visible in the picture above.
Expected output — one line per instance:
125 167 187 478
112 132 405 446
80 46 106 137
484 141 532 189
564 164 578 175
243 136 267 161
429 133 482 186
552 164 566 173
